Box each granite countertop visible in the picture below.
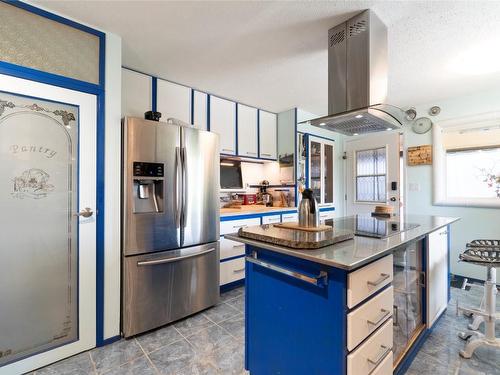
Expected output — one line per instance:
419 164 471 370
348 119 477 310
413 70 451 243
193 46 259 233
225 214 460 271
220 205 297 217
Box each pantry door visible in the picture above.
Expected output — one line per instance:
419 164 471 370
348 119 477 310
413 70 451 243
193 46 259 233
344 132 402 216
0 74 96 374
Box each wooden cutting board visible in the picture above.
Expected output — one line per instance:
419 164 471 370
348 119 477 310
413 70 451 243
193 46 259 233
273 222 332 232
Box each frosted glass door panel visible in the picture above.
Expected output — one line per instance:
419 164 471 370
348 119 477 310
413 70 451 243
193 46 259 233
0 91 78 366
310 141 321 201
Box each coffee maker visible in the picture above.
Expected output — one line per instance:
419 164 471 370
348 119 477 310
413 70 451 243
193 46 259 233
259 180 273 207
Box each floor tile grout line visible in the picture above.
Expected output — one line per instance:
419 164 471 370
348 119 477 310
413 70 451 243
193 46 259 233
213 319 242 341
135 338 161 375
172 325 198 350
93 340 147 375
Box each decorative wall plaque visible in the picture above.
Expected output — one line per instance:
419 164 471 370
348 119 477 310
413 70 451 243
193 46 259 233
0 90 78 366
407 145 432 166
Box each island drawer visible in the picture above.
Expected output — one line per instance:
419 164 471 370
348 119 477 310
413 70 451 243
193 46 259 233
220 238 245 260
220 257 245 285
262 214 281 225
281 212 298 223
347 318 393 375
347 254 393 308
369 350 393 375
347 286 393 351
220 217 261 235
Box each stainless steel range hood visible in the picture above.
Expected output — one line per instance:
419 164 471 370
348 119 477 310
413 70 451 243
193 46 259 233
306 10 405 136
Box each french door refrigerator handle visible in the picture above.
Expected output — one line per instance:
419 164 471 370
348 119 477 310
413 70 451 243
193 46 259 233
175 147 182 228
181 146 188 228
137 247 216 266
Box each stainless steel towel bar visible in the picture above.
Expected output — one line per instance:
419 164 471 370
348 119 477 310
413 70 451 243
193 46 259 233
246 251 328 286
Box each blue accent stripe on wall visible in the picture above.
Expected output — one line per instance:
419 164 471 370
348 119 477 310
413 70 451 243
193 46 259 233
151 77 157 112
235 103 239 155
294 108 298 207
207 94 211 131
257 109 260 157
191 89 194 125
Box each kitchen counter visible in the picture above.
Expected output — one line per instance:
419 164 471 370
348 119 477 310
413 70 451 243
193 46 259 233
220 205 297 217
225 214 459 270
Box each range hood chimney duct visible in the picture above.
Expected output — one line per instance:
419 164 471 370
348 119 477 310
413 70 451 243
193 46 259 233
307 10 405 136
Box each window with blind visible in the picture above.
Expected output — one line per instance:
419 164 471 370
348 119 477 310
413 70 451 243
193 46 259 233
434 115 500 207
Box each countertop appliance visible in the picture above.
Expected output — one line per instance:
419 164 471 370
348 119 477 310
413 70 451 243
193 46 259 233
259 180 273 207
122 117 220 337
305 10 407 136
298 188 319 227
331 215 419 239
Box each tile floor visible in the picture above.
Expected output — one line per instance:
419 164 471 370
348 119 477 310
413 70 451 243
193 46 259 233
32 285 500 375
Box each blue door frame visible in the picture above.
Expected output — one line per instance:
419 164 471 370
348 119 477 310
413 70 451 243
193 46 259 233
0 1 112 347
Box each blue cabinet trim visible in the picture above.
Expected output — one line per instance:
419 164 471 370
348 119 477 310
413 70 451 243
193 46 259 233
220 254 246 263
220 279 245 293
151 77 157 112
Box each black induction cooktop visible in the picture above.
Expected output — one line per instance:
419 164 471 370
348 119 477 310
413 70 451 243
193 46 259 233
328 215 420 239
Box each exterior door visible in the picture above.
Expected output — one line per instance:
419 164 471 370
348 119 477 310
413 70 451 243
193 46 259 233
181 126 219 248
0 74 97 374
344 132 402 216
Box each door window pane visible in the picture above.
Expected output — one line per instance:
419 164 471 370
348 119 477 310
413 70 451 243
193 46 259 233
356 147 387 202
324 144 334 204
0 90 78 365
310 141 321 201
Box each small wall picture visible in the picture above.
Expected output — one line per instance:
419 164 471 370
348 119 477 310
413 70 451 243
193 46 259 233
408 145 432 166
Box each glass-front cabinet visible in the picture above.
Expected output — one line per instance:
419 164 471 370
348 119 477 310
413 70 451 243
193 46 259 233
307 135 334 206
393 240 425 366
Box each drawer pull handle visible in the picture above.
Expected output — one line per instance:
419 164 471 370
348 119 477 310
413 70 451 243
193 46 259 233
233 224 248 229
246 152 257 155
232 244 245 249
233 268 245 273
367 345 391 367
367 273 390 287
261 153 272 157
222 148 235 153
246 251 327 287
367 309 391 326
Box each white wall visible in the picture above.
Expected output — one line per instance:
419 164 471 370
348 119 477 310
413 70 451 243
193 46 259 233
404 87 500 281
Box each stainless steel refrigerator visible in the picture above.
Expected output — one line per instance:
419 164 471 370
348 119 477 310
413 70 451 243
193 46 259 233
122 117 220 337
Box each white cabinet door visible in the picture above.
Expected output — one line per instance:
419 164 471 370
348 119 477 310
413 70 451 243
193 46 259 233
237 104 258 158
156 79 191 125
427 227 449 328
122 68 152 118
193 90 208 130
259 110 277 159
210 96 236 155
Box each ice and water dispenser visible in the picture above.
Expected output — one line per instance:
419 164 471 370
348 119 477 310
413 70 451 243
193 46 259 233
132 162 164 213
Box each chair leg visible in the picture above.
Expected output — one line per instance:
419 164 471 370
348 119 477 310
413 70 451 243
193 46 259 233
468 315 484 331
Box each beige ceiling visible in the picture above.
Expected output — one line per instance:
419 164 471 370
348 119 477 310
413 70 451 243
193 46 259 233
36 1 500 115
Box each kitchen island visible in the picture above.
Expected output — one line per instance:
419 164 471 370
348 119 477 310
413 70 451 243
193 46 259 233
225 215 459 375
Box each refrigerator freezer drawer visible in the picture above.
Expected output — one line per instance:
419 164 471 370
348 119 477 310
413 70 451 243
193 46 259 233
122 242 220 337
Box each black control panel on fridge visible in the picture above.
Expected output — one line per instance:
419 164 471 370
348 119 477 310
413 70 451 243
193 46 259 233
133 162 164 177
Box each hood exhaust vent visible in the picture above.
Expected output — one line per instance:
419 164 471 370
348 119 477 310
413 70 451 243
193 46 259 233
305 10 406 136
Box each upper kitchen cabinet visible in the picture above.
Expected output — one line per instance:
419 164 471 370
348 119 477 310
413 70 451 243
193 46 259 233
192 90 208 131
237 104 258 158
122 68 152 118
259 110 277 160
210 96 236 155
157 79 191 124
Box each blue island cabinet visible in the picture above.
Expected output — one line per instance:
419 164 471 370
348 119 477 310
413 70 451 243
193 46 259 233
245 245 348 374
244 245 396 375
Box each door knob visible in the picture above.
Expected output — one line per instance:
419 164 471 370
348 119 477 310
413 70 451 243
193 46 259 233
389 197 397 202
75 207 93 218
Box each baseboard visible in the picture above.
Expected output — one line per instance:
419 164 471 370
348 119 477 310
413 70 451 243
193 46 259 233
220 279 244 293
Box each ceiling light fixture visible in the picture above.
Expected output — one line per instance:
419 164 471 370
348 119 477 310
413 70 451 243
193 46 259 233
386 128 392 131
353 133 359 136
355 115 363 119
319 122 326 126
